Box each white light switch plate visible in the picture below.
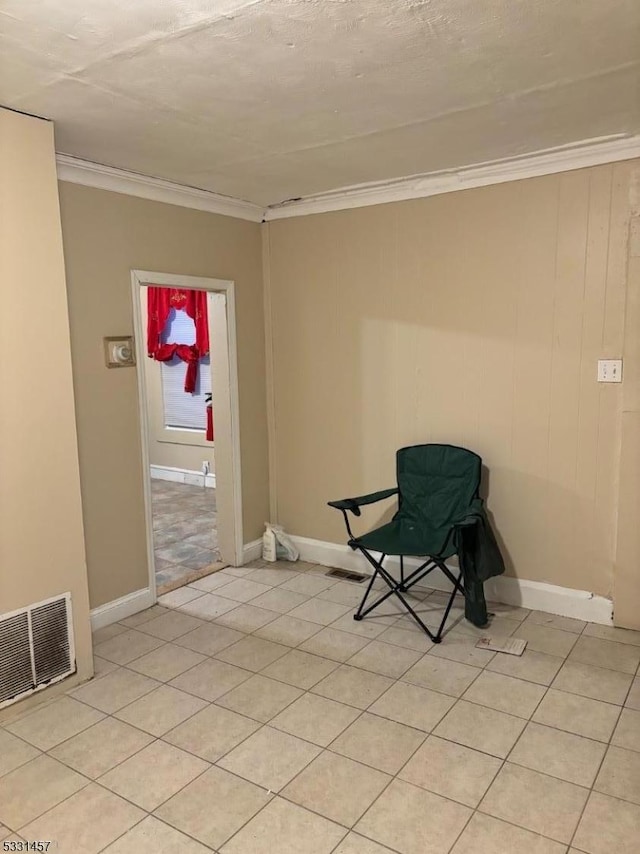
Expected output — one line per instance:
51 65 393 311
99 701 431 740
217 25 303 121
597 359 622 383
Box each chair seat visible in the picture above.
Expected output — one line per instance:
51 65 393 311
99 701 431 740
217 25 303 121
352 518 457 559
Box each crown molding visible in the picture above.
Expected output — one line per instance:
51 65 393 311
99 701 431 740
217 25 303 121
55 154 265 223
264 133 640 220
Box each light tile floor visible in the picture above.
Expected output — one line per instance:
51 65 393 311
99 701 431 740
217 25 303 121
152 480 222 593
1 559 640 853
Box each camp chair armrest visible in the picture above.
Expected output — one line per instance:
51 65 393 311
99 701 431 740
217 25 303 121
451 497 485 528
328 488 398 517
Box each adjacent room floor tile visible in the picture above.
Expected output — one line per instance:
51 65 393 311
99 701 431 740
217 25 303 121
163 703 260 762
299 627 370 662
138 610 205 641
400 735 501 807
114 685 207 736
158 587 205 608
515 622 578 657
217 726 320 791
330 613 391 640
0 730 39 778
249 587 310 614
179 593 239 620
214 577 273 602
355 778 471 854
330 712 425 775
255 615 321 646
220 797 346 854
92 623 127 645
462 670 546 719
485 648 563 686
552 660 633 705
173 622 244 656
347 641 422 679
215 674 303 722
215 636 290 671
93 629 165 664
480 762 589 843
595 745 640 804
98 740 208 811
119 605 168 627
0 755 87 830
283 751 391 827
281 573 338 596
402 655 480 697
522 610 587 634
311 665 394 710
429 635 496 668
270 693 361 746
450 812 567 854
611 708 640 752
215 603 281 632
333 832 398 853
261 649 338 689
369 681 455 732
19 783 144 854
509 722 606 787
102 816 212 853
583 623 640 647
155 765 271 849
533 689 621 742
5 696 104 751
288 598 352 625
127 643 205 682
70 668 160 713
169 658 252 701
49 717 153 779
434 700 525 758
568 636 640 674
245 566 300 586
572 791 640 854
625 677 640 711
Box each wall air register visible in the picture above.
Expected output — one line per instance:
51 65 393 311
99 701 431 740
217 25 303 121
0 594 76 709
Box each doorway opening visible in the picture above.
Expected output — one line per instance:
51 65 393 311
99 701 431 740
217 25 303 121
131 271 244 602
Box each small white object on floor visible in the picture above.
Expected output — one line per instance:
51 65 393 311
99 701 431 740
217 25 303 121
476 636 527 656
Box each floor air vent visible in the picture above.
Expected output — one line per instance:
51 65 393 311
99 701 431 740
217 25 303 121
325 568 367 583
0 594 75 709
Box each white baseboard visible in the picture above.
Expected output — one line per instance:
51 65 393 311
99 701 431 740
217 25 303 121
90 587 155 631
290 534 614 626
243 539 263 563
150 464 216 489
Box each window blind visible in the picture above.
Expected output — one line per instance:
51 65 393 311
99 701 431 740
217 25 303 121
160 308 211 431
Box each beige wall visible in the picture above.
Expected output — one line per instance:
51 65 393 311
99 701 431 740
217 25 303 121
265 162 639 612
59 183 268 609
0 109 92 677
139 286 215 474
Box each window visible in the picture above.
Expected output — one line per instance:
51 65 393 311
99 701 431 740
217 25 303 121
160 308 211 431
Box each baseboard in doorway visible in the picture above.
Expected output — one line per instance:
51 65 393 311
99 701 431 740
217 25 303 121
288 534 614 626
150 464 216 489
90 587 155 631
243 539 263 563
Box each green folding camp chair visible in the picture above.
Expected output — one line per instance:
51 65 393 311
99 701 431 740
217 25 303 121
328 443 504 643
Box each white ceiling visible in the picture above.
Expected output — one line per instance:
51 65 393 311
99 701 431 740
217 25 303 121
2 0 639 207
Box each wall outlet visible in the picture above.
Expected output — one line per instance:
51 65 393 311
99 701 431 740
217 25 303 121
597 359 623 383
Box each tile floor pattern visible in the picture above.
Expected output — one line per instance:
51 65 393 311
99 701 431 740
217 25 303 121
1 559 640 853
152 479 222 593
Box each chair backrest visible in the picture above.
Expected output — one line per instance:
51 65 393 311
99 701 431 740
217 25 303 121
395 444 481 532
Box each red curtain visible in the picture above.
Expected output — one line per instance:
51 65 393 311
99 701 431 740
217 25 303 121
147 287 209 392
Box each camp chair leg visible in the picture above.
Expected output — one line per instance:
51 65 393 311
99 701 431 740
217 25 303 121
353 547 441 642
433 568 464 642
398 556 406 591
353 560 383 622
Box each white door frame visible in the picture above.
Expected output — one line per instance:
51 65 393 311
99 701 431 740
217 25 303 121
131 270 244 602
